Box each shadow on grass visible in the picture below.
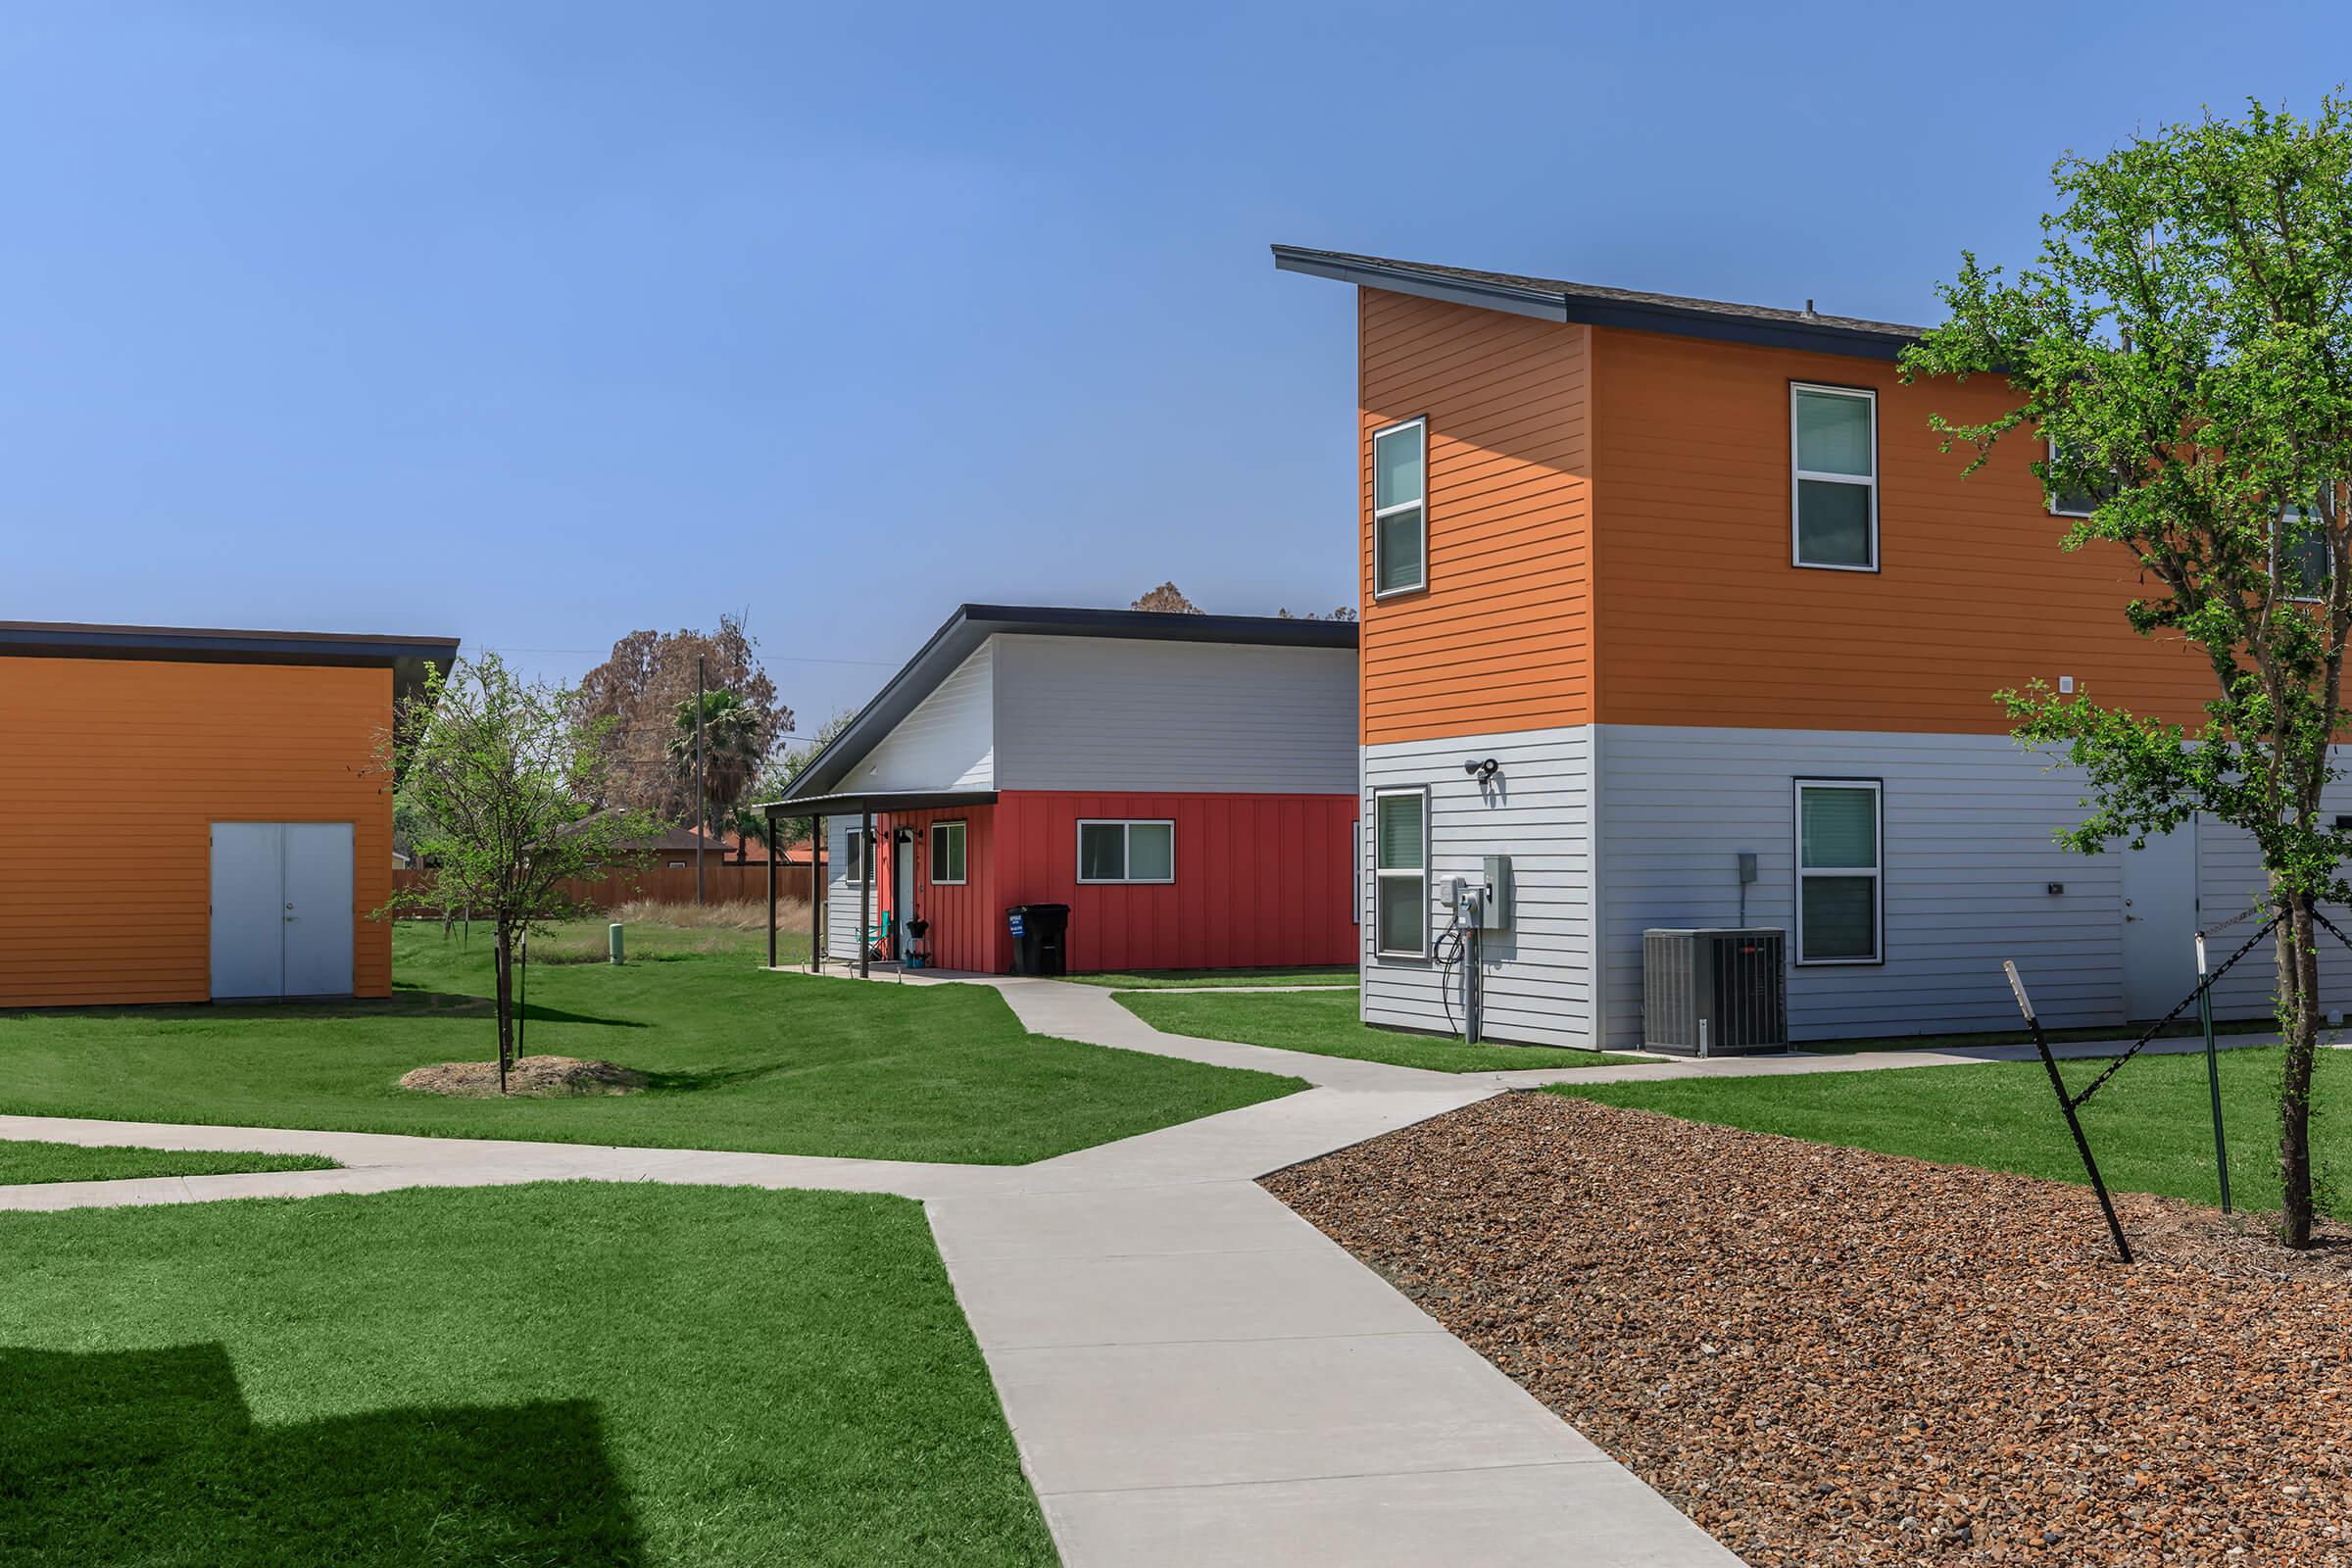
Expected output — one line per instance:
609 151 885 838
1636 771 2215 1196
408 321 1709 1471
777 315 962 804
0 993 644 1029
0 1343 643 1566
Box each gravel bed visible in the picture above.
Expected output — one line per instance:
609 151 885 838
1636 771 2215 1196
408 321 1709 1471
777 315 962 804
1262 1093 2352 1567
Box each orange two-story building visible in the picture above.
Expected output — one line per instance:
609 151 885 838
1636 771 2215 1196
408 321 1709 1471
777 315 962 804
1280 245 2331 1050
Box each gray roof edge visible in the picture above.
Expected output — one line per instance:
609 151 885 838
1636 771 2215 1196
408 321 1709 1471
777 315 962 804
776 603 1356 802
0 619 462 666
1273 243 1924 361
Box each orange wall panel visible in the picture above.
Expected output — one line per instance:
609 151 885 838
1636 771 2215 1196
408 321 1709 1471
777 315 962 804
0 657 395 1005
1589 326 2215 732
1358 288 1594 744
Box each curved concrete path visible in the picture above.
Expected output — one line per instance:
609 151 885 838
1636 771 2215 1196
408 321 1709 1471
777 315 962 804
28 973 2082 1567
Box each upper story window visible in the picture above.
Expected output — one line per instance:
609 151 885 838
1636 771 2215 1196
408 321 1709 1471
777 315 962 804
929 820 967 885
1791 384 1878 571
2278 505 2333 602
1372 416 1428 597
1077 819 1174 884
2047 438 2100 518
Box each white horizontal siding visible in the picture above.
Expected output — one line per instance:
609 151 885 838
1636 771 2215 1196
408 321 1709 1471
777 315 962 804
1361 725 1595 1049
1596 725 2122 1048
2198 789 2352 1022
823 817 863 960
995 635 1355 794
839 643 995 793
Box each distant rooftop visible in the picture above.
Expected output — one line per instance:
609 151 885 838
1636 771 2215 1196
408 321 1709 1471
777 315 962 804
1273 244 1925 361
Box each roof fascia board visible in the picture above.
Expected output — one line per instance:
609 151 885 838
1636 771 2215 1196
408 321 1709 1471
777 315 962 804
1273 246 1568 323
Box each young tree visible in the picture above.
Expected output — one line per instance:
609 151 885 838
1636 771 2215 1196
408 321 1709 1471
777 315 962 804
740 710 855 851
1903 98 2352 1246
382 656 660 1092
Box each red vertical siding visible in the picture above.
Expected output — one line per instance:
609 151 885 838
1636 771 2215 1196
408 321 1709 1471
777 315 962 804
864 805 1001 972
992 791 1358 973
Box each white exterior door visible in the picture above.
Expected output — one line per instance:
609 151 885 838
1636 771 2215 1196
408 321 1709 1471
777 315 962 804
209 822 355 999
2123 821 2200 1018
283 822 355 997
894 832 915 957
210 823 286 999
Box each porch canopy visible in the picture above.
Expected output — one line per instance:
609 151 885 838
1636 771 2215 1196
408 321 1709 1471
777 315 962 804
754 790 1000 976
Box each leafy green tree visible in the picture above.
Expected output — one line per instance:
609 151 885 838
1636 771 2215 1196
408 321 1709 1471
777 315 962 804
1903 98 2352 1246
380 655 660 1092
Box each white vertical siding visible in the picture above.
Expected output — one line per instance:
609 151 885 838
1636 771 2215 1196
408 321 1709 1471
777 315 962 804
839 644 995 793
1595 725 2124 1048
995 636 1356 794
1360 725 1595 1049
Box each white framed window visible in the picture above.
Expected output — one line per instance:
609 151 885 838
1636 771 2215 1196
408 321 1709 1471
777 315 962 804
929 820 967 885
2277 505 2332 603
1794 779 1882 965
1076 819 1175 884
2046 437 2099 519
1791 384 1878 570
841 827 866 886
1373 787 1428 958
1372 416 1427 597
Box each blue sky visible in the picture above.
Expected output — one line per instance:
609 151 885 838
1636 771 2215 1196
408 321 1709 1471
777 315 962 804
4 2 2348 728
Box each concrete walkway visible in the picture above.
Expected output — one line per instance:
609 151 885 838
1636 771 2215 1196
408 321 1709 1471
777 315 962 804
14 973 2259 1566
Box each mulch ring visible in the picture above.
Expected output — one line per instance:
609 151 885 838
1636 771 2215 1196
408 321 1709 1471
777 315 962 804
1262 1093 2352 1568
397 1056 648 1099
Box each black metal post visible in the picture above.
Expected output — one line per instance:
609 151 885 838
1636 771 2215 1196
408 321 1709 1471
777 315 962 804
695 655 707 907
810 815 823 972
2004 960 2132 1264
765 807 778 970
2196 932 2232 1213
858 808 872 980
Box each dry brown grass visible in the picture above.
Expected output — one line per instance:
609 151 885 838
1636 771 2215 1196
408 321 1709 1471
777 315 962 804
607 899 793 932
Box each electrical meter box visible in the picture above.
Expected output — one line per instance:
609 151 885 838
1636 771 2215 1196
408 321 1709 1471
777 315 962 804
1481 855 1512 930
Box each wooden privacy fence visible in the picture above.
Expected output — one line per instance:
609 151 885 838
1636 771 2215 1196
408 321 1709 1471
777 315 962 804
389 862 815 913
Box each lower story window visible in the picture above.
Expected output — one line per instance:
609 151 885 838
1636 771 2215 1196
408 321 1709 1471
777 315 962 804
1795 779 1882 963
841 828 865 886
1076 819 1174 884
930 820 966 884
1373 788 1427 957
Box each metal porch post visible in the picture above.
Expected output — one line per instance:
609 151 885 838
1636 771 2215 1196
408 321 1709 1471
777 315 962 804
765 807 777 969
859 808 873 980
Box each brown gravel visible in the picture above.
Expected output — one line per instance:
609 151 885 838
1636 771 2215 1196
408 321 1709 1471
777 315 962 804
397 1055 647 1098
1262 1094 2352 1567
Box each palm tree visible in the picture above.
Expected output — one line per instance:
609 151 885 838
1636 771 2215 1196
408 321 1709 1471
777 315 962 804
667 690 768 848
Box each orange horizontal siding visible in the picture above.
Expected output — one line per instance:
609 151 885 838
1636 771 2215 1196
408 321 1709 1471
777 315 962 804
1359 287 1593 745
0 657 395 1006
1590 326 2214 732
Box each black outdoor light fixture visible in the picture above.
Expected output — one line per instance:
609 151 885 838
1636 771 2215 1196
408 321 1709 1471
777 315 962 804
1462 758 1499 782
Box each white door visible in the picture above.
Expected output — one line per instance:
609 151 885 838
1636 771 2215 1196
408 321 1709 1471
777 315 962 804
283 822 355 997
2123 821 2200 1017
894 832 915 957
209 822 355 999
210 823 286 999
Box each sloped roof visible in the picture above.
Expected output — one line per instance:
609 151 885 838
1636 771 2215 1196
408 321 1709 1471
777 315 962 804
1273 244 1925 361
761 604 1355 808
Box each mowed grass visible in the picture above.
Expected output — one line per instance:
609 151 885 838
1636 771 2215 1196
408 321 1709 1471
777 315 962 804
1119 988 1648 1073
0 1182 1054 1566
0 1141 337 1186
1066 966 1360 990
1565 1045 2352 1215
0 923 1302 1164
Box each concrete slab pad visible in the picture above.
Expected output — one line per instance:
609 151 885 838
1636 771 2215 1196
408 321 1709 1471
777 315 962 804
927 1182 1328 1263
1040 1461 1742 1567
949 1243 1438 1350
989 1330 1601 1494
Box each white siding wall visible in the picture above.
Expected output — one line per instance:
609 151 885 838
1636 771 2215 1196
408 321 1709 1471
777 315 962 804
823 816 864 960
995 636 1355 794
1360 725 1596 1049
2198 786 2352 1021
839 644 995 793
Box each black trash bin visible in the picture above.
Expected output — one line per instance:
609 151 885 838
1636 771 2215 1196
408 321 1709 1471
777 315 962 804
1006 903 1071 977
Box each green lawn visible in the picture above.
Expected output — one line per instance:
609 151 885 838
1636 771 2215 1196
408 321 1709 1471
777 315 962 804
0 923 1302 1164
1118 988 1647 1073
0 1182 1054 1565
0 1141 338 1186
1067 966 1360 990
1565 1046 2352 1215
